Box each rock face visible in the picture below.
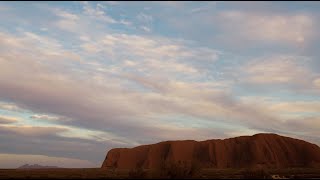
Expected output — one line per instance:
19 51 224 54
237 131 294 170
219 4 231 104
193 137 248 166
101 133 320 169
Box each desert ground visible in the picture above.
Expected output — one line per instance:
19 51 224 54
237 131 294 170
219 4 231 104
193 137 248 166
1 168 320 179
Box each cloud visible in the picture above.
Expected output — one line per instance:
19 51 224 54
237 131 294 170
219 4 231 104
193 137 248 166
82 2 116 24
0 30 260 147
240 96 320 121
55 9 79 21
0 125 67 137
103 1 119 6
155 1 186 8
80 33 219 78
54 9 80 32
236 95 320 141
313 78 320 88
163 4 317 53
30 114 64 121
190 7 211 14
1 30 318 148
40 27 48 31
0 31 81 62
0 102 21 112
0 31 138 132
140 26 151 32
0 153 97 168
283 117 320 136
0 123 135 164
123 59 199 77
217 10 314 45
0 116 19 124
137 12 153 23
268 101 320 114
119 19 132 26
190 2 217 14
241 55 316 86
52 3 130 35
0 4 10 11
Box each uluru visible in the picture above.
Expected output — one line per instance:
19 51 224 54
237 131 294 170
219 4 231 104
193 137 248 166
102 133 320 169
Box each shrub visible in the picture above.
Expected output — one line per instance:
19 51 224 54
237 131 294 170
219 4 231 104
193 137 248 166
154 160 202 179
242 167 271 179
128 167 147 179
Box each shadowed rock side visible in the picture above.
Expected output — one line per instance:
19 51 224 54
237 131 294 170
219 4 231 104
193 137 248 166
101 133 320 169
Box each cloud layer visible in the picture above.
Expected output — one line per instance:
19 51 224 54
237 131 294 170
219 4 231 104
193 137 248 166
0 1 319 168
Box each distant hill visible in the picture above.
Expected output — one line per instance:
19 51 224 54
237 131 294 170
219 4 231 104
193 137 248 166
102 133 320 169
18 164 61 169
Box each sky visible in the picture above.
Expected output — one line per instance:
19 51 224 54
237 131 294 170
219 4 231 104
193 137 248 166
0 1 320 168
